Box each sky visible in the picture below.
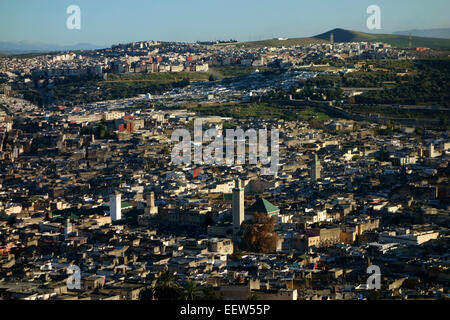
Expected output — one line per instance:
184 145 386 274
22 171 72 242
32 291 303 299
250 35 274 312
0 0 449 46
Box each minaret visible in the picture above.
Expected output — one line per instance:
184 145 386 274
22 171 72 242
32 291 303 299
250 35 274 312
145 191 158 215
13 146 19 158
311 153 321 182
64 218 73 240
232 179 245 235
429 143 435 158
110 192 122 221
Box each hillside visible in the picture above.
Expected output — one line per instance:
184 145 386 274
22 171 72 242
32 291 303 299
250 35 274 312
241 37 329 48
313 28 450 49
0 41 103 55
393 28 450 40
229 28 450 49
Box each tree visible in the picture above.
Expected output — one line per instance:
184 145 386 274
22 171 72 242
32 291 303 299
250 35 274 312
201 287 223 300
181 280 202 300
153 270 181 300
161 146 170 155
243 212 279 254
7 215 17 227
366 290 383 300
97 123 107 139
139 287 154 300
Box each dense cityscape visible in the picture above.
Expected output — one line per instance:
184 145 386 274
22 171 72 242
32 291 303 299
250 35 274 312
0 4 449 305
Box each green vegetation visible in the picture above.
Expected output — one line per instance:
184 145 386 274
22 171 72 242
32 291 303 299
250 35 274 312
106 67 273 83
210 66 271 78
299 60 416 89
191 102 334 121
289 58 449 111
41 67 277 105
49 77 190 106
242 37 328 48
139 270 223 301
224 28 450 49
1 52 56 59
342 70 409 88
354 59 450 106
344 105 449 122
357 59 416 72
106 72 210 82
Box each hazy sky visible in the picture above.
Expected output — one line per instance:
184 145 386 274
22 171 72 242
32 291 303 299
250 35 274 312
1 0 449 46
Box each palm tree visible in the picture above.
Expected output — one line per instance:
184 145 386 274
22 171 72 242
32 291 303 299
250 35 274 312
153 270 181 300
248 294 260 300
201 286 223 300
181 280 201 300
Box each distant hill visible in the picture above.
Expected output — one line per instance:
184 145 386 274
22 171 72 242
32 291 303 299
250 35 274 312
0 41 104 55
241 37 328 48
313 29 374 43
393 28 450 40
234 28 450 49
313 28 450 49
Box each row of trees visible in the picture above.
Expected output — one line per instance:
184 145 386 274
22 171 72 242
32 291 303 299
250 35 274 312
355 60 450 106
139 270 223 300
48 77 191 106
342 70 407 88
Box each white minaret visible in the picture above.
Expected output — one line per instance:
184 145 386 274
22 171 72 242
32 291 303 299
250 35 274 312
429 143 435 158
110 192 122 221
311 153 321 182
145 191 158 215
232 179 245 235
64 218 73 240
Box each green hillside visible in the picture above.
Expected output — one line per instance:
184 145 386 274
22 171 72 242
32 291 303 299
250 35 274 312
313 28 450 49
242 37 329 48
227 28 450 49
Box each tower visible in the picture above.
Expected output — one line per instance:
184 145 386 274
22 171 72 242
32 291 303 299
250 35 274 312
64 218 73 240
232 179 245 235
311 153 321 182
110 192 122 221
145 191 158 215
330 32 334 44
13 146 19 158
429 143 435 158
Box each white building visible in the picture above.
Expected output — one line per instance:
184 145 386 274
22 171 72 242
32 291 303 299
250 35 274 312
232 179 245 235
379 230 439 245
110 192 122 221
